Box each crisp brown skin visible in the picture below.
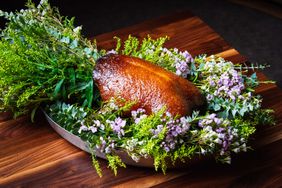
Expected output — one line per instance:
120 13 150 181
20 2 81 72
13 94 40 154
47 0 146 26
93 54 205 116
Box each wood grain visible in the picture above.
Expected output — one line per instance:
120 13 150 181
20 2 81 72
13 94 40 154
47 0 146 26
0 11 281 187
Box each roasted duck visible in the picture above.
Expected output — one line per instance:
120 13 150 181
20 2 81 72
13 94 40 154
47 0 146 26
93 54 205 116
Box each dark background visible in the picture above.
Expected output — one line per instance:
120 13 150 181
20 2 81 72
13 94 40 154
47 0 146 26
1 0 282 87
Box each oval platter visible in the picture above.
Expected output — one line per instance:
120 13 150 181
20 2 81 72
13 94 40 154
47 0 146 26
43 110 205 168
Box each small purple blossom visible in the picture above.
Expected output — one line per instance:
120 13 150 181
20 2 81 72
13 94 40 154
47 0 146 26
223 140 228 150
89 126 97 133
214 118 222 125
135 114 147 124
78 125 88 134
96 136 115 154
198 120 204 128
209 80 216 87
93 120 105 131
181 51 193 62
151 124 164 138
175 60 190 78
78 119 105 135
207 113 217 119
131 111 137 118
164 146 170 152
131 108 147 124
154 116 191 152
108 117 127 138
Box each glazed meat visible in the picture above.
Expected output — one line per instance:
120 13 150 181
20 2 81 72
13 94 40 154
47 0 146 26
93 54 205 116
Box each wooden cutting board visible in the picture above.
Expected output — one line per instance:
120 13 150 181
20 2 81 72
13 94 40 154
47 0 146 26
0 11 281 187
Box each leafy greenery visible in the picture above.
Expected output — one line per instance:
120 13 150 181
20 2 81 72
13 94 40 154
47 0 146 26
114 35 191 73
0 0 101 118
106 154 126 176
47 96 274 176
91 150 102 177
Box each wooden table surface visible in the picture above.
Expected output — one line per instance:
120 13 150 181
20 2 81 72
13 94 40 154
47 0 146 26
1 11 282 188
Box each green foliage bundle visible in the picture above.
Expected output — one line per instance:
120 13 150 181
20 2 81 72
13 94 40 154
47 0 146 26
0 0 101 118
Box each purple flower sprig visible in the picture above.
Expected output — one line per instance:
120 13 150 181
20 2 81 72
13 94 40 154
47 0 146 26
150 115 191 152
106 117 127 139
131 108 147 124
175 50 193 78
77 117 126 154
206 70 245 102
197 55 262 118
196 114 247 163
78 119 105 134
95 136 116 154
159 48 193 78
